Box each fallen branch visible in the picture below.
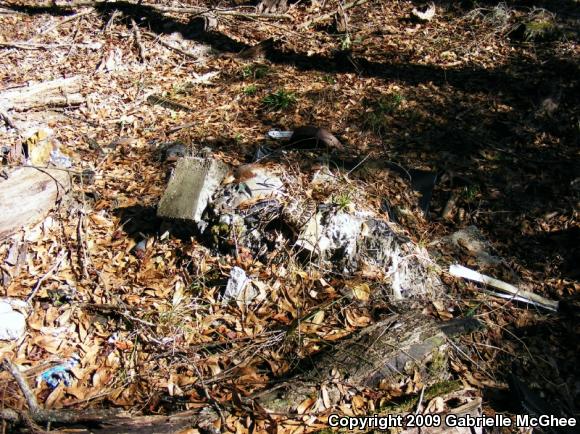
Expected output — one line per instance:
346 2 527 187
142 31 201 60
300 0 370 29
50 1 292 20
0 108 20 131
449 264 558 311
131 18 146 63
1 41 103 50
254 311 483 413
1 358 120 425
1 358 213 432
40 8 94 35
0 76 84 111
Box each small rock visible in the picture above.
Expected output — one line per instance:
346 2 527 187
164 143 188 162
411 4 436 22
222 267 256 306
446 226 501 267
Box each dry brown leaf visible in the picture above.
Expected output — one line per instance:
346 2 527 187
45 384 65 409
31 335 63 354
352 282 370 301
296 396 315 414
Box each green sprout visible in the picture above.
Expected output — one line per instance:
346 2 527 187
262 89 297 111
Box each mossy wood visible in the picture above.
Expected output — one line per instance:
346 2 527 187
254 312 482 414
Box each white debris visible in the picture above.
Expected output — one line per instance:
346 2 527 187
222 267 257 306
412 4 436 22
267 130 293 140
191 71 219 85
0 300 26 340
324 212 364 260
295 212 328 254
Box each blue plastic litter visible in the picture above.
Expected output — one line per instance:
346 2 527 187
38 355 80 389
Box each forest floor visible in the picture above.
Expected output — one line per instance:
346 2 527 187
0 0 578 432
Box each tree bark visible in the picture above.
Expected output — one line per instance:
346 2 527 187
253 312 482 414
0 167 71 241
0 76 84 111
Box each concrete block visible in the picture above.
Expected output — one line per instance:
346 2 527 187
158 157 229 222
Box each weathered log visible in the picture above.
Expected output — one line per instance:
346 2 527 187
47 1 293 20
2 358 205 433
0 167 71 241
253 312 483 414
0 76 83 112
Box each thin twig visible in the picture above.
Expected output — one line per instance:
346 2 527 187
415 385 425 414
40 9 94 36
2 359 40 411
1 358 122 425
346 153 371 176
192 365 227 427
80 303 157 327
0 41 51 50
76 210 89 279
103 9 121 33
27 252 66 303
0 108 19 131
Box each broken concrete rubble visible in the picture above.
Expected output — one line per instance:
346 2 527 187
157 157 229 222
157 157 443 299
296 211 443 298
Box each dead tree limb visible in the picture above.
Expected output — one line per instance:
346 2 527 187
40 8 94 35
0 76 84 111
1 358 120 425
253 311 483 414
300 0 370 29
1 357 208 432
131 18 146 63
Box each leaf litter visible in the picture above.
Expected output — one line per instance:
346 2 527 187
0 0 578 432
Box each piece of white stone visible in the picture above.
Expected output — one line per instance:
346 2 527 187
0 308 26 340
222 267 257 306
